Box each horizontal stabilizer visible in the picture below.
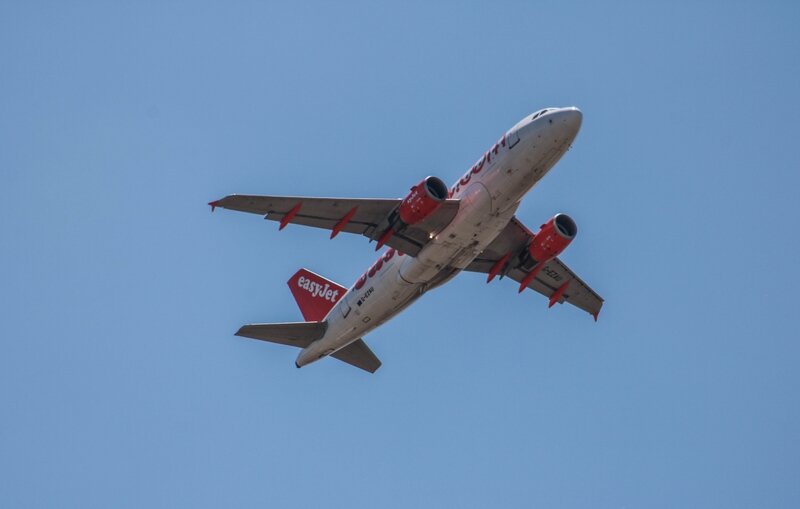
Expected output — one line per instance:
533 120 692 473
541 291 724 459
331 339 382 373
235 321 326 348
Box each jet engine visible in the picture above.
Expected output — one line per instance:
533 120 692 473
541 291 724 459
398 176 449 225
528 213 578 262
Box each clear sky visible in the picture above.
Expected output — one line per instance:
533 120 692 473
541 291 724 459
2 1 799 507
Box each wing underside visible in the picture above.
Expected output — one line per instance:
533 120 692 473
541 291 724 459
464 217 604 318
210 194 460 256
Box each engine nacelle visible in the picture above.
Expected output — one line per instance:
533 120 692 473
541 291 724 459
398 176 449 225
528 213 578 262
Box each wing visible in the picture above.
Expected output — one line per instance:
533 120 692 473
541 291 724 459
209 194 460 256
465 217 604 319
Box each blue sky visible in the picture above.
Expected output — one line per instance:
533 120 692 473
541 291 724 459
2 1 799 507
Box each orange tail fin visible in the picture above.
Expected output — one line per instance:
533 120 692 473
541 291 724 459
287 269 347 322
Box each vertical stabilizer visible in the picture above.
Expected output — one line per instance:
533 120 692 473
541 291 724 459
287 269 347 321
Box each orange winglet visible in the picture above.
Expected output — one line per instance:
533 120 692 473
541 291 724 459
330 207 358 239
486 252 512 283
208 200 221 212
592 311 600 322
375 228 395 251
548 280 570 308
518 262 545 293
279 202 302 230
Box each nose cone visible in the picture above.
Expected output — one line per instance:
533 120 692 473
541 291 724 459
515 106 584 148
552 106 582 135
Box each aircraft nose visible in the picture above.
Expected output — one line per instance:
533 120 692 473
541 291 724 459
553 107 582 134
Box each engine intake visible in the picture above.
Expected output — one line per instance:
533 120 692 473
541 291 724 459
528 213 578 262
398 176 448 225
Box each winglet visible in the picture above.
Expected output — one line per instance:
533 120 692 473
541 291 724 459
208 200 221 212
592 311 600 322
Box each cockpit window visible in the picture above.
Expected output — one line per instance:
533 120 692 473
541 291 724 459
531 108 551 121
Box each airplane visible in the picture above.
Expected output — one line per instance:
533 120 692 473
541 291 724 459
209 106 603 373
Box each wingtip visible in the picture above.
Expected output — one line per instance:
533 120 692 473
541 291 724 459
208 199 221 212
592 311 599 322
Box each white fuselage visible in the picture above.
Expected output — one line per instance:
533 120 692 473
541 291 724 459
296 107 583 367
